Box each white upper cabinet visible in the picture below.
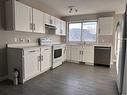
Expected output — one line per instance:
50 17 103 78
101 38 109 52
98 17 113 35
55 18 61 35
44 13 56 26
6 0 66 35
15 1 32 32
33 8 45 33
6 0 32 32
50 16 56 26
44 13 51 25
60 20 66 35
55 18 66 36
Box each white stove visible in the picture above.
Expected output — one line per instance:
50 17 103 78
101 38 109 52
52 44 64 69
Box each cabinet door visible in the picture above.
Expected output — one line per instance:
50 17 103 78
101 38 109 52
61 20 66 35
83 45 94 65
33 8 45 33
62 45 66 62
66 45 71 61
99 17 113 35
44 13 50 25
41 47 51 72
71 46 80 62
55 18 61 35
50 16 56 26
15 1 32 32
24 48 40 80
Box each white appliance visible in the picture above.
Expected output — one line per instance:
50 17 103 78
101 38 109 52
38 38 52 46
52 44 65 69
115 10 127 95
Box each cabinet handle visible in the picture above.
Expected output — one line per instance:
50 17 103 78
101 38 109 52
33 24 35 30
30 23 33 30
38 56 41 62
99 28 100 34
29 50 36 52
82 51 83 55
80 51 81 55
45 49 49 50
41 56 43 61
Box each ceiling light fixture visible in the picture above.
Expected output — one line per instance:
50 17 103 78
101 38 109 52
68 6 78 13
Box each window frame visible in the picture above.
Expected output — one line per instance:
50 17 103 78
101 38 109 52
68 22 82 43
67 20 98 43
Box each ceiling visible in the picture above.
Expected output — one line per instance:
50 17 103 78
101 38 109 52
37 0 125 17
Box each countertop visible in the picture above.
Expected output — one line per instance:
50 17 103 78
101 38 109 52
66 43 112 47
7 43 66 49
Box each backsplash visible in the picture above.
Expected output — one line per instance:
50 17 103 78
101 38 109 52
98 35 113 44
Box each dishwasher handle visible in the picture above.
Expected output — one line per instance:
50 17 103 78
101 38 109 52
95 47 111 50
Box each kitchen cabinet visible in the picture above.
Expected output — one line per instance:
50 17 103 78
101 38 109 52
6 0 45 33
82 45 94 65
33 8 45 33
98 17 113 35
40 47 51 72
62 45 66 62
44 13 55 26
55 19 66 36
66 45 94 65
7 46 52 84
6 0 32 32
44 13 51 25
66 45 71 61
50 16 56 26
7 47 41 84
23 48 40 81
60 20 66 36
70 45 81 62
55 18 61 35
6 0 66 35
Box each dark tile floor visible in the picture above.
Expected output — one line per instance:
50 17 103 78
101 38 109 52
0 63 118 95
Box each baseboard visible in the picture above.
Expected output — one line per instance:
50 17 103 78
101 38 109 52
0 76 8 82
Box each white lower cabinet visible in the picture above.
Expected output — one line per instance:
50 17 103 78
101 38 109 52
7 46 52 84
82 45 94 65
71 45 81 62
62 45 66 62
66 45 94 65
23 48 40 81
40 47 51 72
66 45 71 61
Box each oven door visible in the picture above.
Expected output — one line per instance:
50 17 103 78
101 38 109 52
53 48 62 62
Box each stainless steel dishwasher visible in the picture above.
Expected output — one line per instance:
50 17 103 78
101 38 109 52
94 46 111 67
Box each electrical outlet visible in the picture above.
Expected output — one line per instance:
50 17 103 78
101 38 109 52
19 38 25 43
26 38 30 43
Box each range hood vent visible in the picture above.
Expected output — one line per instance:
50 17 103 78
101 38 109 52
45 24 56 30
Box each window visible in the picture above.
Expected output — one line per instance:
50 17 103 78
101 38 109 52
82 22 97 42
69 23 81 42
68 21 97 42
